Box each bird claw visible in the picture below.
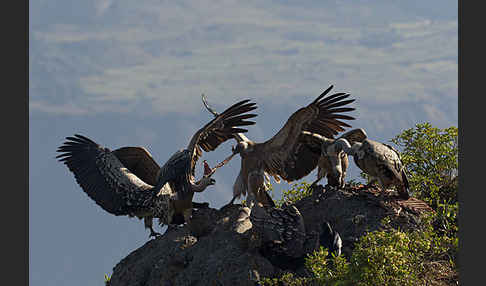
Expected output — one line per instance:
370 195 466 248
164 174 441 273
149 231 162 238
193 201 210 209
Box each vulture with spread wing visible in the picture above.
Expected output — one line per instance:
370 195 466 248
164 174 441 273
57 99 257 237
202 85 356 208
300 128 368 188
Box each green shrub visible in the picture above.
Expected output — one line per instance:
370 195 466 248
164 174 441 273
259 123 458 286
390 122 458 207
104 274 111 286
274 181 313 208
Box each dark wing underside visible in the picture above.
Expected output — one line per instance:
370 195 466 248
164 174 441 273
112 147 161 186
337 128 367 144
57 135 156 216
186 99 258 174
201 93 251 144
258 85 356 182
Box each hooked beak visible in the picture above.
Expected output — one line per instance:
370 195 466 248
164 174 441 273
202 152 236 179
203 160 212 176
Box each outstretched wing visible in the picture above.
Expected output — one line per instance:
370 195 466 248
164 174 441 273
112 147 160 186
257 85 356 182
337 128 367 144
202 94 251 143
187 99 258 174
56 135 157 216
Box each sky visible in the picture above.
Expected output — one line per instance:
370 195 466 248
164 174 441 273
29 1 457 285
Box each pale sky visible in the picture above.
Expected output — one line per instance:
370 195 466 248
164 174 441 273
29 1 457 285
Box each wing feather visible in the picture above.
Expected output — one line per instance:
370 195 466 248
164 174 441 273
257 85 356 181
57 135 156 216
112 147 160 186
186 99 258 173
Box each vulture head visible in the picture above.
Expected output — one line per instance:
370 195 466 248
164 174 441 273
232 141 252 155
199 176 216 187
199 160 216 186
322 138 353 186
325 138 353 156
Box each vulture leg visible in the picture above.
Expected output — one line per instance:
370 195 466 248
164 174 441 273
226 195 238 206
398 188 410 200
365 177 379 188
248 171 275 208
192 201 210 209
310 164 326 189
144 217 161 238
309 176 323 189
182 208 193 224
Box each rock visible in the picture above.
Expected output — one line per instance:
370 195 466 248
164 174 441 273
109 184 432 285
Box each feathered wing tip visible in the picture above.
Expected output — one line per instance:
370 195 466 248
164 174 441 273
201 94 219 117
190 98 259 154
312 85 334 104
56 134 104 165
306 86 357 138
57 134 155 216
399 169 411 199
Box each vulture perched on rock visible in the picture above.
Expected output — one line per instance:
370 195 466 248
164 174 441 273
300 128 368 188
56 99 258 237
324 137 411 200
202 85 356 208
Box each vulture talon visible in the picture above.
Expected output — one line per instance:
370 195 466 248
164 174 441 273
149 229 162 238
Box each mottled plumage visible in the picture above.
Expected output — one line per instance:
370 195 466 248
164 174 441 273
57 99 258 237
250 202 306 258
329 138 410 199
320 221 342 257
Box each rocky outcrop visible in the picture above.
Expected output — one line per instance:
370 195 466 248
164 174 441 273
108 184 433 286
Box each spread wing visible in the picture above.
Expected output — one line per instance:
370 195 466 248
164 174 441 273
256 85 356 182
337 128 367 144
112 147 160 185
186 99 258 174
56 135 158 216
202 94 251 143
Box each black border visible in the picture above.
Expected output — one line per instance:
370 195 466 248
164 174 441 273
7 0 28 285
458 1 477 285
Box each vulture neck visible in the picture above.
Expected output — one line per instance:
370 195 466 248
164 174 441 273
349 142 362 155
235 133 250 143
192 178 211 193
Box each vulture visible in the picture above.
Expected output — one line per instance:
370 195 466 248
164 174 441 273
300 128 368 188
320 221 343 257
202 85 356 208
56 99 258 237
325 138 411 200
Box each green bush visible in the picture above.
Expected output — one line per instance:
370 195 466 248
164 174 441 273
259 123 458 286
261 215 457 286
274 181 313 208
390 122 458 207
104 274 111 286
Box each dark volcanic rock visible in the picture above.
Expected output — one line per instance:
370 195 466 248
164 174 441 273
109 185 432 286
